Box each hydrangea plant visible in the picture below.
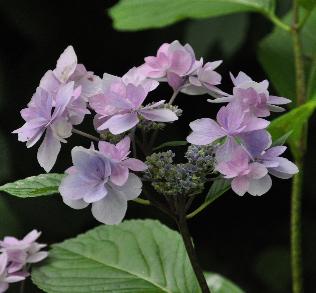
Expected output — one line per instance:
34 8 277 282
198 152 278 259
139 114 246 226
0 36 302 292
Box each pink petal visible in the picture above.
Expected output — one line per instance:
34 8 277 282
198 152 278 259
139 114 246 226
247 174 272 196
54 46 77 83
110 164 129 186
231 176 249 196
37 128 61 172
139 108 178 122
123 158 148 171
98 113 139 134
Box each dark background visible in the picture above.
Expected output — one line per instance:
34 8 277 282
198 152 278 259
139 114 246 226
0 0 315 292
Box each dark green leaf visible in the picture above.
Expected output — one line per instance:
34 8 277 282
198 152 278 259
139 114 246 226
205 272 245 293
268 99 316 158
205 178 231 204
185 14 249 59
0 174 64 198
109 0 274 31
258 10 316 101
299 0 316 10
153 140 188 151
0 197 21 238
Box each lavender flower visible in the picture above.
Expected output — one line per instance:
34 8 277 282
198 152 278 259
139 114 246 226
59 146 143 224
0 230 47 292
90 78 178 134
139 40 224 96
0 253 25 293
98 136 148 185
187 101 269 145
13 82 85 172
216 147 272 196
209 71 291 115
39 45 101 101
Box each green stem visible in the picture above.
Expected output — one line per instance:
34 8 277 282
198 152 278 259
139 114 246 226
267 13 291 32
175 196 210 293
133 198 151 205
291 159 304 293
290 1 307 292
72 128 100 142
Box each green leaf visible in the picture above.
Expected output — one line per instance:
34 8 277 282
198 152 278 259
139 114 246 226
299 0 316 10
0 197 21 238
205 272 245 293
268 99 316 158
258 9 316 101
32 219 245 293
153 140 188 151
32 219 200 293
109 0 274 31
0 173 64 198
271 131 293 147
185 14 249 59
205 178 231 204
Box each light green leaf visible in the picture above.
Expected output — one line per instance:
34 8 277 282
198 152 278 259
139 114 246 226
258 9 316 101
153 140 188 151
185 14 249 59
32 219 200 293
0 173 64 198
268 99 316 158
205 178 231 204
205 272 245 293
271 131 293 147
109 0 274 31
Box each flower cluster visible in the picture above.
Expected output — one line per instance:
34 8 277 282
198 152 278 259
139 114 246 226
187 72 298 196
145 144 216 196
0 230 47 292
14 40 299 225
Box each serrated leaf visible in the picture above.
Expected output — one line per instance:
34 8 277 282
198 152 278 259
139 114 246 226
185 14 249 59
205 272 245 293
0 174 64 198
258 9 316 102
109 0 274 31
205 178 231 204
153 140 188 151
268 99 316 158
32 219 200 293
32 219 245 293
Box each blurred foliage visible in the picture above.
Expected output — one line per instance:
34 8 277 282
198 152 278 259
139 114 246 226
184 14 249 59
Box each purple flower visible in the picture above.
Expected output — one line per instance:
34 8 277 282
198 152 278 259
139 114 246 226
139 40 202 90
0 230 48 274
216 147 272 196
59 146 143 224
0 253 26 293
187 102 269 145
90 77 178 134
39 45 101 101
181 61 226 97
210 72 291 116
139 40 225 96
13 82 84 172
98 136 148 185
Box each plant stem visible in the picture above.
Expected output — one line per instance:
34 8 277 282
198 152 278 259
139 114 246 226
176 196 210 293
267 13 291 32
72 128 100 142
290 1 307 292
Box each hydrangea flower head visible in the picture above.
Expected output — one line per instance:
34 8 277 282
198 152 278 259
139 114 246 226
59 146 143 224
